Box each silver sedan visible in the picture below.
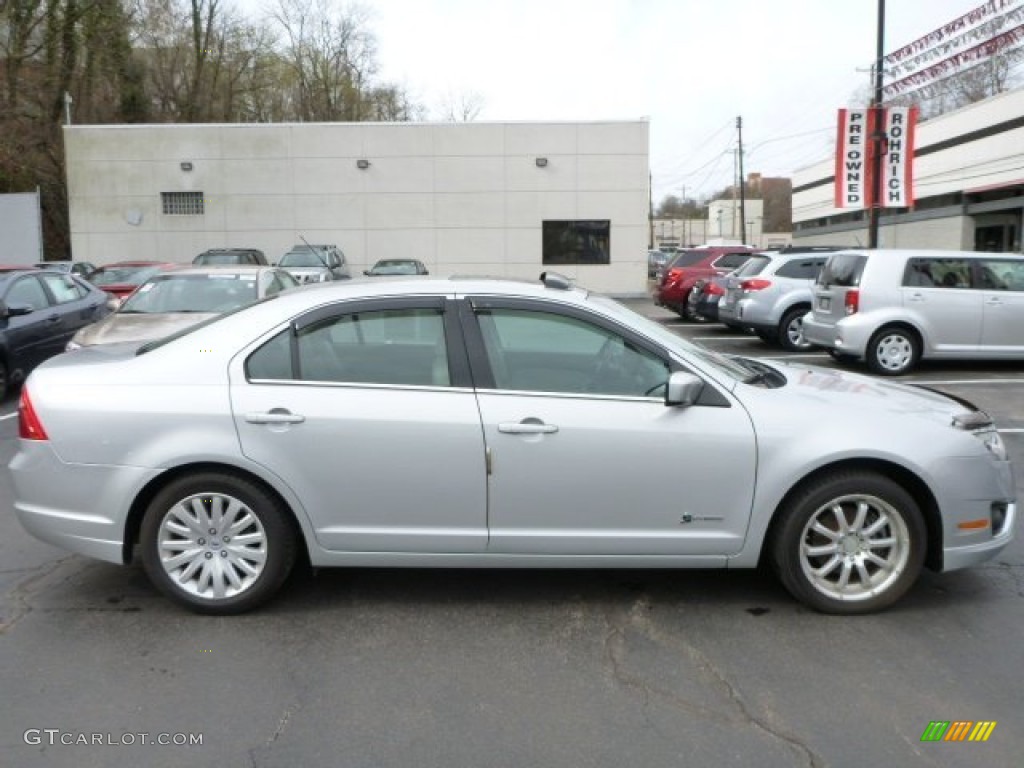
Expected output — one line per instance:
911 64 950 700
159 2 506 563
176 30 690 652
9 273 1017 614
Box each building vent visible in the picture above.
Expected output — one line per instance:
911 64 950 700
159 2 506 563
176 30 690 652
161 191 205 216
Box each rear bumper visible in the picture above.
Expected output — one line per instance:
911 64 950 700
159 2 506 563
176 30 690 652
802 314 875 355
10 440 158 565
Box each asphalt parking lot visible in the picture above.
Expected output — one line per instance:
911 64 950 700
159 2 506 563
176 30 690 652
1 298 1022 768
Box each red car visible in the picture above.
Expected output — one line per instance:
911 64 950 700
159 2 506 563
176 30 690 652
84 261 178 300
653 246 756 320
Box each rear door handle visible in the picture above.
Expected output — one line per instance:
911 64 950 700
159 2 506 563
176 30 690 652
245 409 305 425
498 421 558 434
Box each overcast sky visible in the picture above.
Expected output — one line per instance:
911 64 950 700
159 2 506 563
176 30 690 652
237 1 1003 204
360 0 991 204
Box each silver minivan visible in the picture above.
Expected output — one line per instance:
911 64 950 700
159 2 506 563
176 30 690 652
803 249 1024 375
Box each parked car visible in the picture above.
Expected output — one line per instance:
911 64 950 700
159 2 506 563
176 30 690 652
193 248 268 267
68 266 298 349
718 246 847 351
278 244 349 283
363 259 429 276
11 273 1016 615
0 267 110 398
803 249 1024 375
85 261 176 300
686 276 729 322
654 246 756 319
647 249 669 279
35 260 98 277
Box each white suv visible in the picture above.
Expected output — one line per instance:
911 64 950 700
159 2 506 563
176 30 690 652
717 247 841 351
803 249 1024 375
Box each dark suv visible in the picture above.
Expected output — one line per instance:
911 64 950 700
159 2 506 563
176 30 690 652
654 246 756 319
193 248 268 266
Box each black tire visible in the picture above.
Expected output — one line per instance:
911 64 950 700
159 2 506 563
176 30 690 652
140 472 297 614
770 471 925 614
866 326 920 375
679 289 701 321
0 360 8 402
777 306 813 352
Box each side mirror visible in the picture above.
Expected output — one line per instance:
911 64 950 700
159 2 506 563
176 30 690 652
363 270 371 276
665 371 704 407
2 301 34 317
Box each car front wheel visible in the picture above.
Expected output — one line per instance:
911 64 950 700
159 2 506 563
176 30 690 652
771 472 925 614
140 473 297 614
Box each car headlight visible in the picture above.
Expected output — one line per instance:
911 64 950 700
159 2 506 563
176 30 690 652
977 428 1008 460
66 340 82 352
953 411 1008 460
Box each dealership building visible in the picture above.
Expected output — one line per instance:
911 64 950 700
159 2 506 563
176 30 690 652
792 86 1024 252
64 120 649 294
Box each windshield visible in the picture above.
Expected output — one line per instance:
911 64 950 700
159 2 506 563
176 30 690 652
370 260 419 275
196 252 254 265
668 250 708 269
280 251 326 268
88 265 162 286
817 252 867 287
120 274 258 314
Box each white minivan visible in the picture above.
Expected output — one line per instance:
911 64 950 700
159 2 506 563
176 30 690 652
802 249 1024 375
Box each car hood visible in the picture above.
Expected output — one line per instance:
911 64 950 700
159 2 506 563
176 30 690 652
74 312 217 347
765 359 979 426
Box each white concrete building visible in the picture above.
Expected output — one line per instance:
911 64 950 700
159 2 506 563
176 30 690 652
64 120 650 293
792 87 1024 251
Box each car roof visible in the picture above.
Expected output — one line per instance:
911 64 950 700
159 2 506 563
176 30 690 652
148 266 276 277
94 260 176 268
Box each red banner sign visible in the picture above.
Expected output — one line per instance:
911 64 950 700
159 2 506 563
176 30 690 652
835 107 917 209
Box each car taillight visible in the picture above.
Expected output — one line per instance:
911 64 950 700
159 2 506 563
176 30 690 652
18 387 48 441
707 282 725 296
741 279 772 292
666 268 683 283
844 289 860 315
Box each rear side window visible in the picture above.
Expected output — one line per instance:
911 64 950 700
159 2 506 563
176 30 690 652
714 252 752 270
776 258 825 280
902 258 970 289
734 255 772 277
818 253 867 287
668 250 707 268
974 259 1024 291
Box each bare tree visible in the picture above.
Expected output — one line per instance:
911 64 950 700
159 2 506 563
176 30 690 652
437 89 484 121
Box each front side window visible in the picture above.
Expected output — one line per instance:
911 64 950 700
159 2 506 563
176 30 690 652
5 276 50 310
476 308 669 397
975 259 1024 291
542 220 610 265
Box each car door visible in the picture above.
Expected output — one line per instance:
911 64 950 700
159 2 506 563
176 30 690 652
2 275 59 371
900 257 982 352
975 258 1024 354
461 297 757 557
229 296 488 553
38 273 107 349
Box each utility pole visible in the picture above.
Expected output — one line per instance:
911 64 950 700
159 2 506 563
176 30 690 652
737 116 747 245
868 0 886 248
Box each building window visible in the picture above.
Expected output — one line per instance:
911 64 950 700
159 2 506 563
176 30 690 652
161 191 205 215
542 220 610 265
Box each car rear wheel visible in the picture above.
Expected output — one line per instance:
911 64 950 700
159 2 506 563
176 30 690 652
771 471 925 614
778 307 813 352
866 326 920 375
140 473 297 614
679 289 700 321
0 360 8 402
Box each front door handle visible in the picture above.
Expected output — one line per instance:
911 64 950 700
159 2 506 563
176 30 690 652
245 409 305 425
498 420 558 434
